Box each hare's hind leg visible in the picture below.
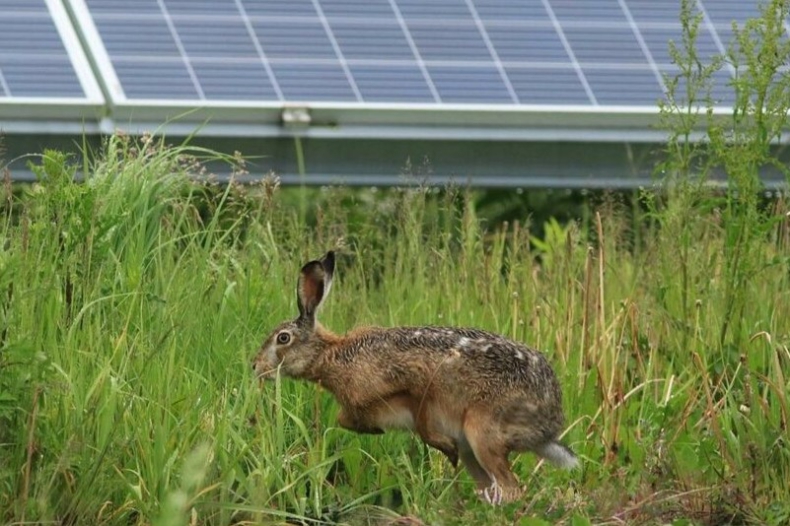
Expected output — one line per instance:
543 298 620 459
462 408 522 505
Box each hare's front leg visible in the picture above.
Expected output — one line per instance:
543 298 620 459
416 428 459 467
414 408 459 467
337 407 384 434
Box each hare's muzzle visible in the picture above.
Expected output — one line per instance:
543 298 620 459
251 353 278 381
251 360 267 380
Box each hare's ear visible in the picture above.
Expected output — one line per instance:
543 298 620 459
296 251 335 326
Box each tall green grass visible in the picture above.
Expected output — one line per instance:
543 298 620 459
1 131 789 525
2 2 790 524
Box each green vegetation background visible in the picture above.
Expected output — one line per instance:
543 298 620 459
2 1 790 524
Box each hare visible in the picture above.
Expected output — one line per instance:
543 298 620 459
252 251 578 505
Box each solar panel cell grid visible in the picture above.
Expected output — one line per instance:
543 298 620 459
175 18 260 58
626 0 692 23
163 0 241 16
473 0 553 22
350 64 435 102
75 0 761 107
640 26 722 67
272 62 357 101
0 3 86 98
114 59 198 99
703 1 762 25
548 0 627 23
582 67 663 105
97 17 182 57
252 19 336 58
485 25 569 63
85 0 161 14
0 16 66 54
0 57 84 98
0 0 49 11
320 0 398 18
506 66 590 104
428 65 513 103
241 0 318 17
191 60 278 100
396 0 475 21
564 27 649 64
409 22 494 61
331 21 416 60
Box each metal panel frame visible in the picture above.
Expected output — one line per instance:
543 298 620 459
65 0 124 106
5 133 789 190
103 101 743 143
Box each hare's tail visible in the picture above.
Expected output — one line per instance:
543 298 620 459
537 441 579 470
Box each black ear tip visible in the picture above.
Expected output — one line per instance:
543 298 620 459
322 251 335 272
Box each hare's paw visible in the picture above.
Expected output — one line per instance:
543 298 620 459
478 480 503 506
445 447 459 468
425 437 458 468
476 479 522 506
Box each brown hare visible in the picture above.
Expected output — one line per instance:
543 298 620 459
252 251 578 505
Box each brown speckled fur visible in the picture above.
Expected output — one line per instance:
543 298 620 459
252 252 577 505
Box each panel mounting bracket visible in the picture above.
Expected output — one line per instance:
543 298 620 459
281 105 311 129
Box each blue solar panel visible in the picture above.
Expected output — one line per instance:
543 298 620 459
175 18 260 58
0 57 84 98
626 0 691 23
321 0 397 18
242 0 317 17
251 19 336 58
86 0 160 13
397 0 476 21
564 27 650 64
506 66 589 104
192 60 278 100
474 0 553 22
114 59 198 99
548 0 627 23
640 26 722 67
331 21 415 60
702 1 762 26
272 63 357 101
97 17 182 57
582 67 664 105
486 26 569 63
78 0 765 107
0 0 86 98
409 23 493 61
428 65 513 103
350 64 435 102
163 0 240 16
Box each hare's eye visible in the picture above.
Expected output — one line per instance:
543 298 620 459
276 332 291 345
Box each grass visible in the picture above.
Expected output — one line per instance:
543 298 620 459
0 133 788 526
2 2 790 524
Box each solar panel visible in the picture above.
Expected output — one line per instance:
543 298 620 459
72 0 762 108
702 1 762 25
0 0 100 100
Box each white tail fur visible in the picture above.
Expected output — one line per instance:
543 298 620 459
537 441 579 470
